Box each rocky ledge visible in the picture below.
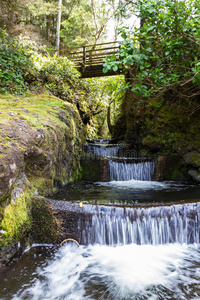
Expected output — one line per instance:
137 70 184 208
0 94 84 265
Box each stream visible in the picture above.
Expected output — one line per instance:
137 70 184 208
1 141 200 299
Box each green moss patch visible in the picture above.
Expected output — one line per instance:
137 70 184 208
30 197 62 243
0 94 74 130
0 193 31 247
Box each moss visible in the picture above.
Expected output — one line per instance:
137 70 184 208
0 192 31 247
184 152 200 168
0 94 73 130
142 135 165 151
69 164 82 183
0 192 11 206
30 177 57 196
30 197 62 243
0 92 85 252
0 189 63 249
156 155 189 181
80 155 110 182
122 89 200 156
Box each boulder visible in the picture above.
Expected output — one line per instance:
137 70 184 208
183 151 200 168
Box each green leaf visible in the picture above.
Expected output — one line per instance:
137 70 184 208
113 66 118 72
103 67 108 73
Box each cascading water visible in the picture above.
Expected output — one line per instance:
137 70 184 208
2 140 200 300
78 202 200 246
86 143 119 157
109 159 155 181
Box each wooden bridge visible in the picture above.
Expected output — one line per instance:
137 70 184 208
57 42 123 78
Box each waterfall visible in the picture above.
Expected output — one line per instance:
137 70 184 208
109 160 155 181
78 202 200 246
86 144 119 157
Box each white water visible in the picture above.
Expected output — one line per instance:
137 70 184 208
100 179 176 190
78 202 200 246
86 144 119 157
109 160 155 181
13 243 200 300
6 144 200 300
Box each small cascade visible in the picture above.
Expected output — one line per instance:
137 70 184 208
78 202 200 246
86 143 119 157
85 139 156 181
109 160 155 181
87 138 114 144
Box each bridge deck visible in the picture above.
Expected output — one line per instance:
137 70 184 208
57 42 123 78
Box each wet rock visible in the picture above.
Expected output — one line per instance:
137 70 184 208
0 243 25 266
113 87 200 182
155 155 189 181
188 170 200 183
81 155 110 182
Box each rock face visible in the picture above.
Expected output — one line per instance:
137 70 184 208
0 94 84 204
81 154 110 182
113 88 200 182
183 151 200 168
155 155 187 181
183 151 200 182
0 94 84 261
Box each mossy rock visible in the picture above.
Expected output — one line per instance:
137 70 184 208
0 93 85 201
188 170 200 183
142 135 164 152
30 197 62 243
183 151 200 168
81 154 110 182
156 155 189 181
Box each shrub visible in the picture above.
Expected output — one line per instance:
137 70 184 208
0 30 35 93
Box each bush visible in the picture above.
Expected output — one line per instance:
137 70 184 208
0 30 80 99
104 0 200 106
0 30 35 93
37 55 81 101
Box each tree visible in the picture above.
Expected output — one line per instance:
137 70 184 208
55 0 62 53
0 0 59 46
103 0 200 113
79 75 125 137
60 0 121 47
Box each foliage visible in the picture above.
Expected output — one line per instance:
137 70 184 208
79 75 125 137
103 0 200 109
37 54 81 101
0 30 80 99
61 0 120 47
0 30 35 93
0 0 59 43
61 0 93 47
0 29 124 136
0 0 121 49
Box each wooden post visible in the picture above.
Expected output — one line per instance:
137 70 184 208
82 46 86 73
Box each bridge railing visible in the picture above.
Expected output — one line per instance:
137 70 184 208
57 41 120 69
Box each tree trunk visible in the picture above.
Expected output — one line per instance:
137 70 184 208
107 105 114 135
46 15 51 41
55 0 62 54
